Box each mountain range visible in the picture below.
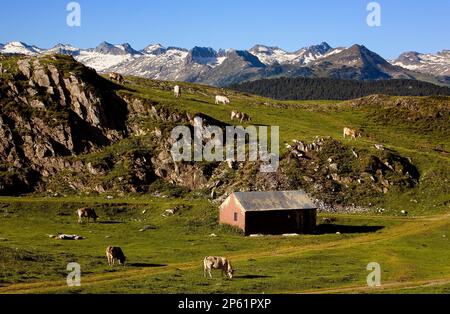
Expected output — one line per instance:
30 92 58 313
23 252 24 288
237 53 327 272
1 40 449 87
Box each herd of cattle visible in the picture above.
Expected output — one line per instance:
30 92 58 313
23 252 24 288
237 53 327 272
174 84 250 123
98 75 365 278
175 85 252 124
109 74 364 141
108 74 252 125
76 207 234 278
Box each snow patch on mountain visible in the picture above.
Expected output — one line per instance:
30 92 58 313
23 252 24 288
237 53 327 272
391 50 450 76
249 42 335 66
45 44 80 56
249 45 298 65
142 44 167 55
75 51 139 72
0 41 43 55
1 40 448 86
108 47 190 80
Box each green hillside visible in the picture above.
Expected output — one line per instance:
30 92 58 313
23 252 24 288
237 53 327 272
0 55 449 294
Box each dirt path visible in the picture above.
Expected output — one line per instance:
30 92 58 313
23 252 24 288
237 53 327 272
1 214 449 294
297 276 450 294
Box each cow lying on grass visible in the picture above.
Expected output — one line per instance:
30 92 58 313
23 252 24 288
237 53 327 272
48 233 84 240
203 256 234 279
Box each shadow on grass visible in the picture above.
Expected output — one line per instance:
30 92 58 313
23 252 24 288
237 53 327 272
235 274 272 279
98 221 124 225
128 263 167 268
316 224 384 235
186 98 210 104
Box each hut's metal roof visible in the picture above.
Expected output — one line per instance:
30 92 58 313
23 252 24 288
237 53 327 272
233 190 316 212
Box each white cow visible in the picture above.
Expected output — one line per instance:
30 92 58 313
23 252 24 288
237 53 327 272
203 256 234 279
215 95 230 105
343 127 361 139
174 85 181 98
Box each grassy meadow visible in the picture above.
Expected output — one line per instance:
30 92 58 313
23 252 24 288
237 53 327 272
0 74 449 293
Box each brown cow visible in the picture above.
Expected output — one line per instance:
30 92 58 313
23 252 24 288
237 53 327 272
76 207 98 224
109 72 124 84
203 256 234 279
230 110 251 123
106 246 126 266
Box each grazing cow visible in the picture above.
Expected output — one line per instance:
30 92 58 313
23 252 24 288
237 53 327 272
343 127 361 139
76 207 98 224
106 246 126 266
174 85 181 98
230 110 251 123
109 72 124 84
215 95 230 105
240 113 251 123
203 256 234 279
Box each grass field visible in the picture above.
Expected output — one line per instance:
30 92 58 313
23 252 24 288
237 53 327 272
0 197 449 294
0 74 449 294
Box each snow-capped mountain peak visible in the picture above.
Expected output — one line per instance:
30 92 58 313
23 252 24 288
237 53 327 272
298 42 332 55
249 42 335 66
391 49 450 76
248 45 291 65
94 41 140 55
45 43 80 56
249 44 283 54
185 47 220 66
294 42 334 64
116 43 142 55
0 40 448 86
141 44 166 55
1 41 43 55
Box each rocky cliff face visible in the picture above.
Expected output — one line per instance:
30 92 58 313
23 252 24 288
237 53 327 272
0 54 128 194
0 55 229 195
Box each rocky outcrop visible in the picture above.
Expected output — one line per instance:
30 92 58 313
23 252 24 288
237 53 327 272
283 137 419 206
0 55 128 194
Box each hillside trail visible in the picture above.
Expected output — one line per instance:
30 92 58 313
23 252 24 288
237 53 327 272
297 276 450 294
1 213 449 294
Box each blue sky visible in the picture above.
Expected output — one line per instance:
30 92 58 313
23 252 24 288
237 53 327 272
1 0 449 59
